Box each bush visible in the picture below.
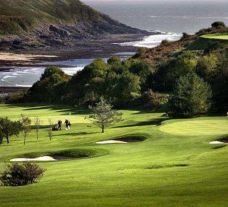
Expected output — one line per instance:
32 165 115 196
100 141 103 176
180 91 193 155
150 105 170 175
0 162 45 186
5 92 25 103
141 89 169 110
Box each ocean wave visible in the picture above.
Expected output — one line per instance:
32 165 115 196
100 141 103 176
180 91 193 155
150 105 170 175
15 84 33 87
61 66 85 76
118 33 182 48
1 75 17 82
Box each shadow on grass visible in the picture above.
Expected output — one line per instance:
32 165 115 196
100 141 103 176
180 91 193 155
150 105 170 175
17 148 109 161
7 103 90 115
115 117 170 128
211 145 226 150
132 110 166 115
54 131 97 137
145 163 189 170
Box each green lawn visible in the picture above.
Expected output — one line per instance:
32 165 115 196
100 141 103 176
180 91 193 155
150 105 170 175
201 33 228 40
0 104 228 207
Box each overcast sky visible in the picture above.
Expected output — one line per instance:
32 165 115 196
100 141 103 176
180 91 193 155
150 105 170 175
82 0 227 3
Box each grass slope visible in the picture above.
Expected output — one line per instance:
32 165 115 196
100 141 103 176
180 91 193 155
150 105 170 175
0 0 95 34
0 104 228 207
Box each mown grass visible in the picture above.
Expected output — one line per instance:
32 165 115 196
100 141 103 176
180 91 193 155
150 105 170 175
201 33 228 40
0 104 228 207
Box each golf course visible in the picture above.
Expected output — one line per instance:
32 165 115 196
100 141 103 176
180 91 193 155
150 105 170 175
0 104 228 207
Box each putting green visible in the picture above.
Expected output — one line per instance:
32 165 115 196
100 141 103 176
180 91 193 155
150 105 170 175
160 118 228 136
201 33 228 40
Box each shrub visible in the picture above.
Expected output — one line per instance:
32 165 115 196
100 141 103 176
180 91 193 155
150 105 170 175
0 162 45 186
141 89 169 110
107 56 121 65
5 92 25 103
196 53 220 81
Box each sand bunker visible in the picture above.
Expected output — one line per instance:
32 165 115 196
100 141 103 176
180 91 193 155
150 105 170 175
10 148 106 162
96 140 127 145
96 136 146 145
209 141 225 145
10 156 56 162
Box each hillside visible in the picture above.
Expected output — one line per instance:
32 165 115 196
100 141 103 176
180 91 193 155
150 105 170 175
0 0 146 51
134 24 228 65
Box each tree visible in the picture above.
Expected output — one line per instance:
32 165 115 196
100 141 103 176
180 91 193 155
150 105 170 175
211 21 226 29
0 118 22 144
210 51 228 112
34 117 41 141
20 115 31 145
128 60 153 90
26 66 70 103
88 98 122 133
168 73 212 117
113 71 141 106
152 51 198 92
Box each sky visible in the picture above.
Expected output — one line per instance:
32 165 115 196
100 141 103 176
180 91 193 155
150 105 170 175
83 0 227 3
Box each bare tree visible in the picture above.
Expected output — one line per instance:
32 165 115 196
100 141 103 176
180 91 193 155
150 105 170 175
20 115 31 145
88 98 122 133
34 117 41 141
48 119 53 141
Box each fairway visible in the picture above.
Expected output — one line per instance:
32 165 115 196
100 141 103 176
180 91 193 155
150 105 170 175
0 104 228 207
201 33 228 40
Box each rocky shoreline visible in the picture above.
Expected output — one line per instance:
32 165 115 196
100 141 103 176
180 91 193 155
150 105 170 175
0 33 150 66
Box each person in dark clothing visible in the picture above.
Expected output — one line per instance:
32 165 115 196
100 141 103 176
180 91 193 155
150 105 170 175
68 121 71 129
58 120 62 130
52 124 59 131
65 119 71 130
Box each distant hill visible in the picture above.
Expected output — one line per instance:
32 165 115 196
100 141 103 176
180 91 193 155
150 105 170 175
0 0 146 51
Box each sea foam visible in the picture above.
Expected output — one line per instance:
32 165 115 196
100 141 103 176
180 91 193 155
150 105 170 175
117 33 182 48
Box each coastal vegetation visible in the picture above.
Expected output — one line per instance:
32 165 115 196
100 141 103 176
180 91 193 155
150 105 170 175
16 22 228 118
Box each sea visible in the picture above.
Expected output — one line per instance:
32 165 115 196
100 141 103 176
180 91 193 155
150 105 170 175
0 1 228 87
